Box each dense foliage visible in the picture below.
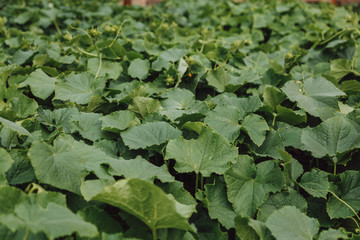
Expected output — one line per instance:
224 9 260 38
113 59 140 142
0 0 360 239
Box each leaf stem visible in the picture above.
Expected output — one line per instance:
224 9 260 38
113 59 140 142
333 163 336 175
52 20 62 35
320 28 352 46
272 114 276 127
195 172 199 191
329 191 360 222
200 174 204 190
109 19 130 47
75 47 97 57
69 25 92 40
95 52 103 79
152 228 157 240
350 217 360 232
23 229 30 240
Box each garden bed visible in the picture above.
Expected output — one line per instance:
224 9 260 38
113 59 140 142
0 0 360 239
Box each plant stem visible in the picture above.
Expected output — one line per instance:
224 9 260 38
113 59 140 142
272 114 276 127
23 229 30 240
333 163 336 175
152 228 157 240
350 217 360 232
53 20 62 35
76 47 97 57
195 172 199 191
200 174 204 190
95 52 103 79
329 191 360 222
320 28 351 45
109 19 130 47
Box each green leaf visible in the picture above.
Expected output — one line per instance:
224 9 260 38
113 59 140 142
307 197 332 228
265 206 319 240
107 81 147 103
159 181 196 206
204 178 236 229
353 45 360 72
12 50 35 65
101 232 141 240
277 123 303 149
128 96 161 118
100 110 140 133
121 121 181 150
277 148 304 186
299 169 329 198
159 47 188 62
86 94 106 112
253 13 274 28
341 80 360 93
160 88 207 122
329 59 352 82
70 112 107 142
0 149 13 185
0 186 27 215
234 216 260 240
326 171 360 219
88 58 123 80
282 77 345 117
47 43 75 64
276 106 307 125
212 94 263 119
102 40 126 59
160 88 195 110
263 86 286 110
165 127 238 177
301 117 360 159
152 47 188 71
152 57 172 71
0 202 98 239
78 206 123 234
204 106 241 142
182 206 227 240
128 59 150 80
37 108 79 134
206 66 231 92
241 114 269 146
235 216 272 240
18 69 56 100
28 135 112 194
158 228 196 240
108 156 175 183
81 179 195 234
5 87 39 119
0 117 31 136
6 150 35 185
318 228 348 240
258 189 308 222
54 72 106 104
252 129 285 159
224 156 284 217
